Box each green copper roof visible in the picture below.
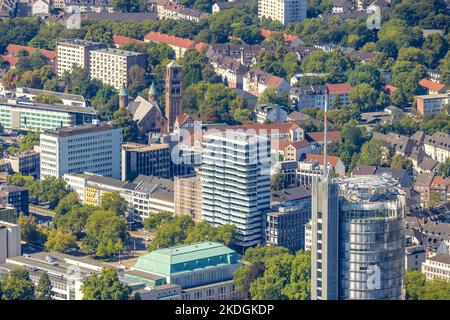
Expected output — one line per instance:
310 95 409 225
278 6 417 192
119 85 128 97
133 241 240 277
148 81 156 96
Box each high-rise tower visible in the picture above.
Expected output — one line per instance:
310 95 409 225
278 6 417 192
165 61 183 133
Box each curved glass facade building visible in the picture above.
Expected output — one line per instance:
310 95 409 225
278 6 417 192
311 175 406 300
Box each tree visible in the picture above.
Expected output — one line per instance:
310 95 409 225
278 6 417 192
18 131 40 152
55 192 81 217
1 269 35 300
390 154 413 174
234 261 265 299
63 66 101 99
349 83 379 112
149 215 194 251
6 173 34 188
132 291 142 300
45 229 78 253
143 211 173 231
83 210 128 258
112 108 138 142
81 268 132 300
405 270 426 300
54 205 95 236
33 93 63 104
184 222 237 246
17 213 47 244
91 85 119 120
281 251 311 300
359 138 392 166
437 158 450 178
101 191 128 216
270 173 287 191
420 278 450 300
36 272 53 300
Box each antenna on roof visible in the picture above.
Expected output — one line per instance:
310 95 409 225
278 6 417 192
323 90 328 180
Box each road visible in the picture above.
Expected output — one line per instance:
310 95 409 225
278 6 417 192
29 205 55 217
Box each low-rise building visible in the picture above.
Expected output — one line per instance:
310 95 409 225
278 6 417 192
272 139 310 162
31 0 49 15
265 186 311 252
156 1 209 22
414 92 449 116
254 103 287 124
0 185 29 215
243 68 291 98
121 143 170 181
405 245 426 271
422 254 450 281
7 150 40 178
14 87 87 108
419 79 447 95
144 32 196 59
205 48 247 89
424 132 450 163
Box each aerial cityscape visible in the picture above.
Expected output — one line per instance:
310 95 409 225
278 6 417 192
0 0 449 304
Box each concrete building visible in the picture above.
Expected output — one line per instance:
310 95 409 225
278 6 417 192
129 241 241 300
40 122 122 179
0 97 96 132
0 252 109 300
258 0 307 25
405 245 426 271
7 150 40 178
0 205 17 224
89 48 146 90
201 130 271 248
0 221 21 264
56 39 107 77
254 103 288 124
311 175 406 300
14 87 87 108
0 185 29 215
414 92 449 116
422 254 450 281
121 143 170 181
174 173 202 223
265 186 311 252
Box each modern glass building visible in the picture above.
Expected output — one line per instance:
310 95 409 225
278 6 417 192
201 130 271 248
311 175 406 300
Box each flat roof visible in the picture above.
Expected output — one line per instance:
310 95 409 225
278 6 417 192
122 142 169 152
57 39 104 47
415 93 449 99
15 87 86 103
92 48 145 57
42 122 117 138
0 98 96 115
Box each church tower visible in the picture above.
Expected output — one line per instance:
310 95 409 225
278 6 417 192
119 85 128 109
148 80 157 102
164 61 183 133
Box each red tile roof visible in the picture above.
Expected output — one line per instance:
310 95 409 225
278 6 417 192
176 113 191 127
325 83 352 94
144 31 196 49
274 139 310 151
431 175 449 188
384 85 398 94
305 131 341 143
266 75 285 89
419 79 446 93
305 153 341 167
195 42 209 53
260 29 299 44
1 55 19 66
6 44 56 60
112 34 145 46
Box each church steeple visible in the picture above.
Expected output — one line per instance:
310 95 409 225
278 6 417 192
119 85 128 109
148 80 157 102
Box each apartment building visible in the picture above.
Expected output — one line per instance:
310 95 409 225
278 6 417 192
424 132 450 163
40 122 122 179
156 1 209 22
144 31 197 59
205 48 248 89
414 92 449 116
121 143 170 181
174 173 202 223
254 103 288 124
405 245 426 271
56 39 107 77
89 48 146 90
258 0 307 25
243 68 291 98
422 254 450 281
202 130 271 248
7 150 40 178
0 97 97 132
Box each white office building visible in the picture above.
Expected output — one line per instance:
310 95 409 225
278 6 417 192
40 122 122 179
0 221 21 264
201 130 271 248
258 0 307 25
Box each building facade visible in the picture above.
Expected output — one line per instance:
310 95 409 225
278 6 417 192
311 175 406 300
201 131 271 248
422 254 450 281
0 221 21 264
40 122 122 179
121 143 170 181
165 61 184 133
7 150 40 178
258 0 307 25
174 173 202 223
